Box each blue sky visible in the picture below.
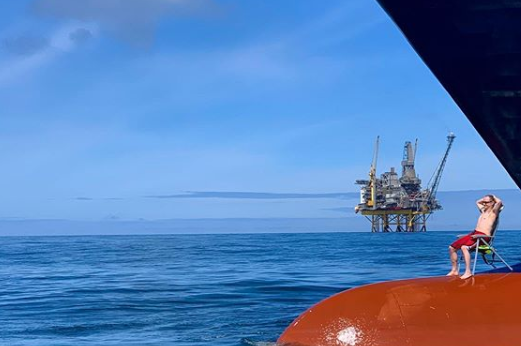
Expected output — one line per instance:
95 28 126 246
0 0 517 225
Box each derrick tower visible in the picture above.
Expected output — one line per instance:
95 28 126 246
355 133 455 232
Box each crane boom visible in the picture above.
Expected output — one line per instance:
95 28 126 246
427 133 456 203
371 136 380 174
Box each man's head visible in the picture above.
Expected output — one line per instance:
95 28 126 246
482 194 496 210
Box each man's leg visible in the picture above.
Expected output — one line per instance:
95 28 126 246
460 245 473 279
446 245 459 276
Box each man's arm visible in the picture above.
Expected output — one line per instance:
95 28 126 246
476 197 487 212
492 195 503 213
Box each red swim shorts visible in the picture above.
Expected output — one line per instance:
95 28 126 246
450 230 491 250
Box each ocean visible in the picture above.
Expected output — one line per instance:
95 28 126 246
1 231 520 345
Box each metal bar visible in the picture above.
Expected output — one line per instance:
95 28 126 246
472 239 479 275
482 239 513 272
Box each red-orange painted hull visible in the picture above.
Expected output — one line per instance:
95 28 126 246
278 273 521 346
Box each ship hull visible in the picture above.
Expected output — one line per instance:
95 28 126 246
375 0 521 188
278 273 521 346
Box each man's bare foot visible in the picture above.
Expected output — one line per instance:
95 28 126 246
460 272 473 280
446 270 459 276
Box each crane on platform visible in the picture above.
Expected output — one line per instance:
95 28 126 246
425 132 456 209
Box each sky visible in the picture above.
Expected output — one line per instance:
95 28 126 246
0 0 518 228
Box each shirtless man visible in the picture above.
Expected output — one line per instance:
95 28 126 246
447 194 503 279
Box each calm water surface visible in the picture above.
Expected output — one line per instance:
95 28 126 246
1 231 520 345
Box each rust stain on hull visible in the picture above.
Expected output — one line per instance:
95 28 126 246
278 274 521 346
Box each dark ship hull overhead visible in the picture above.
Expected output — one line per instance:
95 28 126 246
376 0 521 189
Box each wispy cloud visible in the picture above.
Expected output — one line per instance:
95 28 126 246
281 1 385 50
31 0 219 46
73 197 124 201
2 34 50 56
0 24 97 86
74 197 94 201
217 2 385 83
69 28 94 44
147 191 359 200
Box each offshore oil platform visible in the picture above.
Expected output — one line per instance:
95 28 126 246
355 133 455 232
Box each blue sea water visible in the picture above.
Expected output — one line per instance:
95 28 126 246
1 231 521 346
